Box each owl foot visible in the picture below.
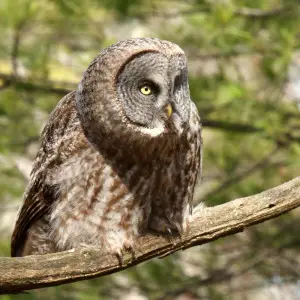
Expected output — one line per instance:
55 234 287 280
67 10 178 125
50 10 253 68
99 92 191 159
114 241 136 266
149 216 181 236
165 227 178 244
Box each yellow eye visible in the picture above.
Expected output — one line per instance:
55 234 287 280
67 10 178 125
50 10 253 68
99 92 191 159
140 85 152 95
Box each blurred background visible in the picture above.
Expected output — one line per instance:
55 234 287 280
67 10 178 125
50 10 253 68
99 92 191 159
0 0 300 299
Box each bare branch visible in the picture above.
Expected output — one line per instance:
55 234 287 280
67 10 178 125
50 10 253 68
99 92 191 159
135 4 289 19
234 6 288 18
11 21 25 78
0 72 76 95
0 176 299 294
201 119 261 133
10 0 33 78
190 48 264 59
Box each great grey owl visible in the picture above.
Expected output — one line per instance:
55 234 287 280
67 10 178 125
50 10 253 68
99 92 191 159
11 38 202 257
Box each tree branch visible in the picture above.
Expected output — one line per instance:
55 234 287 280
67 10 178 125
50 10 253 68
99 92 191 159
234 6 288 18
0 176 299 294
201 119 262 133
190 48 264 59
136 5 289 19
0 72 76 95
11 20 25 78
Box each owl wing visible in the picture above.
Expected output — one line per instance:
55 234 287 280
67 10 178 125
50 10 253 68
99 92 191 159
11 173 56 256
187 101 203 207
11 91 87 256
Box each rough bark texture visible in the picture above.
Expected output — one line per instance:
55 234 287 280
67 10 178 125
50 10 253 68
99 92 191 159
1 176 299 294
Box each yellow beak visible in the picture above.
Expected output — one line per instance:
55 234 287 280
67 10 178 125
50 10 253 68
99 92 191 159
165 103 172 118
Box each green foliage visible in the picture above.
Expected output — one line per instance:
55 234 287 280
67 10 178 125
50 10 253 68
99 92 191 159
1 0 300 299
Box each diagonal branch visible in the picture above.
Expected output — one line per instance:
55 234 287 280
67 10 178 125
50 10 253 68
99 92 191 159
0 176 300 294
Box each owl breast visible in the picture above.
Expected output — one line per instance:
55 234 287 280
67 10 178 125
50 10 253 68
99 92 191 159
48 104 201 255
49 148 148 252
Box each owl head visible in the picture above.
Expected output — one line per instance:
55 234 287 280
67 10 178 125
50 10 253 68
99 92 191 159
76 38 192 157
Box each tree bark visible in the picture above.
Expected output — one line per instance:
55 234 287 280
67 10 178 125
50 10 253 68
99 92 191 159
1 176 300 294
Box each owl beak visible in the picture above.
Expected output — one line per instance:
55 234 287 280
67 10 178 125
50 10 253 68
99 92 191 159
164 103 173 119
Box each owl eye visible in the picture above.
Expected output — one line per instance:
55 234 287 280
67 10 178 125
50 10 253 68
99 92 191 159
140 85 152 95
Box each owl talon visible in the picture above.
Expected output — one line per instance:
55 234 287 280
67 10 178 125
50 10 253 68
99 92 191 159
167 228 172 236
125 244 136 260
115 251 124 265
114 240 136 266
166 228 175 243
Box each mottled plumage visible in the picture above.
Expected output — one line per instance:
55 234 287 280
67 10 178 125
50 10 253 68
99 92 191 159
11 38 202 257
